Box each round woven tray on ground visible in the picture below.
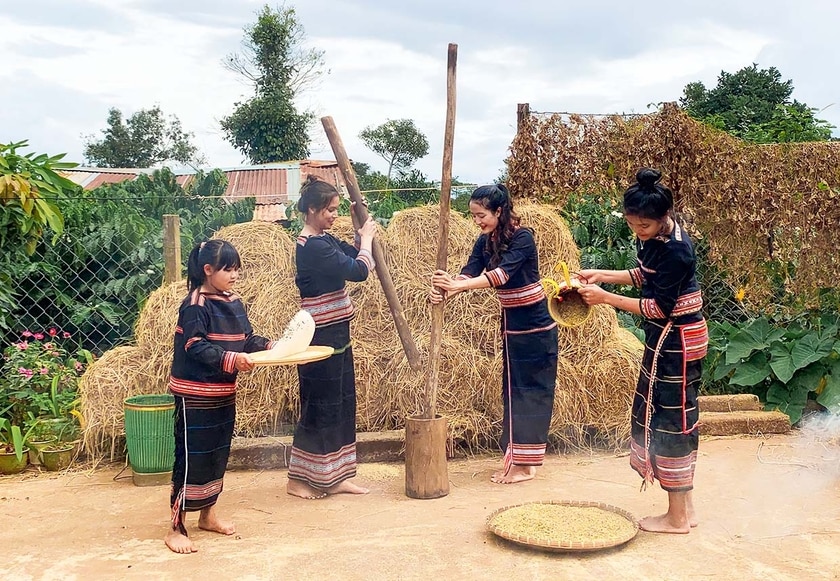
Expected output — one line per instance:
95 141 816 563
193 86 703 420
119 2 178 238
486 500 639 552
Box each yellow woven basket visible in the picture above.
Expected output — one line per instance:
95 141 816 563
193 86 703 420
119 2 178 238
541 261 592 328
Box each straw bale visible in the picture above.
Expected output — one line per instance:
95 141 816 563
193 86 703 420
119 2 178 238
134 282 184 350
557 304 619 358
214 221 295 282
386 205 478 282
516 203 580 275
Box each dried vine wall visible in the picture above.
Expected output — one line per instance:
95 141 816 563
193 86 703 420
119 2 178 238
507 102 840 310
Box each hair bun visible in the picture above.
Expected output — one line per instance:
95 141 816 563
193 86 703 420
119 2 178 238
302 174 321 187
636 168 661 189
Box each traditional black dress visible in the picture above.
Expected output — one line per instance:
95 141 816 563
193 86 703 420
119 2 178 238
628 222 708 491
292 232 374 489
168 289 273 533
458 228 558 469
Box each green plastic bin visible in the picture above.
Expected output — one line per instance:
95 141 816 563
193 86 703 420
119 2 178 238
124 394 175 487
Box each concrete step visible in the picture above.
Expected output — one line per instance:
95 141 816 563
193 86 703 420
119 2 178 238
698 394 762 413
698 410 791 436
228 430 405 471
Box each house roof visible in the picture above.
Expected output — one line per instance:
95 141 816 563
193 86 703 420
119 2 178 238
61 160 347 207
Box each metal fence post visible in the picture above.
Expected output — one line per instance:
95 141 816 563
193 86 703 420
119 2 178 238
163 215 182 285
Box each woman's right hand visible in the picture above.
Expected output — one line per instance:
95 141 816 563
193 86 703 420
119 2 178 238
575 269 600 285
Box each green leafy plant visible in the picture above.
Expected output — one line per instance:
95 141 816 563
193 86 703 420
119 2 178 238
0 418 38 461
703 315 840 424
561 190 638 275
561 190 641 333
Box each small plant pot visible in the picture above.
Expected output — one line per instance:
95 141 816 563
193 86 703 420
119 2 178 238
41 444 75 472
27 437 57 466
0 449 29 475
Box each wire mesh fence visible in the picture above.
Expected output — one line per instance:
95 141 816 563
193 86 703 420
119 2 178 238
3 222 168 356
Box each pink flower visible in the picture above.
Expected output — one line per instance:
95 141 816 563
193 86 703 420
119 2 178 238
43 342 53 350
62 331 71 339
74 361 84 372
40 368 49 375
18 367 33 379
15 341 28 350
22 330 33 338
49 328 57 337
34 332 44 340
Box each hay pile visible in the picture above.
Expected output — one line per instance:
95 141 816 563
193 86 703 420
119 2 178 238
81 204 642 460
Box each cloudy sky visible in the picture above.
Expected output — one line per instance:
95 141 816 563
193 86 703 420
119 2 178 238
3 0 838 184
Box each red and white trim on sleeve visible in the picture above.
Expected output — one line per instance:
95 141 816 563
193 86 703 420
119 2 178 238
222 351 237 374
484 267 509 287
641 297 666 319
356 248 375 271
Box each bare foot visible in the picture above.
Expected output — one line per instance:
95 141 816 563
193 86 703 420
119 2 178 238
326 479 370 495
688 509 698 528
687 493 698 527
639 513 690 534
197 508 236 535
287 479 328 499
491 465 536 484
165 528 197 554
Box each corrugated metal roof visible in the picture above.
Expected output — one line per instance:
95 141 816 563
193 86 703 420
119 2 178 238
226 168 289 203
62 161 347 201
252 203 288 223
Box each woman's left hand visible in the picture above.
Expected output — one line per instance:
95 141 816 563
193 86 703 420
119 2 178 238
431 270 460 293
577 283 609 306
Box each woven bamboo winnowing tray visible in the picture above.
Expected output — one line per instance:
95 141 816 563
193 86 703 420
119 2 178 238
486 500 639 552
250 346 334 366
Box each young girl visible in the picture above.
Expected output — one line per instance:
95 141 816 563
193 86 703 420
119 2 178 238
430 184 558 484
577 168 708 534
289 175 377 499
165 239 275 554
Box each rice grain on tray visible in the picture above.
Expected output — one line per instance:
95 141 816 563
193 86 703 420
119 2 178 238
490 504 636 545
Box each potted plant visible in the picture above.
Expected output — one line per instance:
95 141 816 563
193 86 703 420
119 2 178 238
0 329 90 453
23 417 58 465
40 440 77 471
0 418 31 474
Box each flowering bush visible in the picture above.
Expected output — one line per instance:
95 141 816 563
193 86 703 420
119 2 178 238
0 329 92 427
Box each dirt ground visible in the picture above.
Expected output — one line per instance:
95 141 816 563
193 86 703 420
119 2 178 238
2 433 840 581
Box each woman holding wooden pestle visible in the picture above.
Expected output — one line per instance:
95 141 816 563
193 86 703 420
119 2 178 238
289 175 378 498
430 184 558 484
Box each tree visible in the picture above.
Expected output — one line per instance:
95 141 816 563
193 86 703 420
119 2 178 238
744 103 834 143
359 119 430 188
83 106 202 168
679 64 834 142
221 4 324 163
